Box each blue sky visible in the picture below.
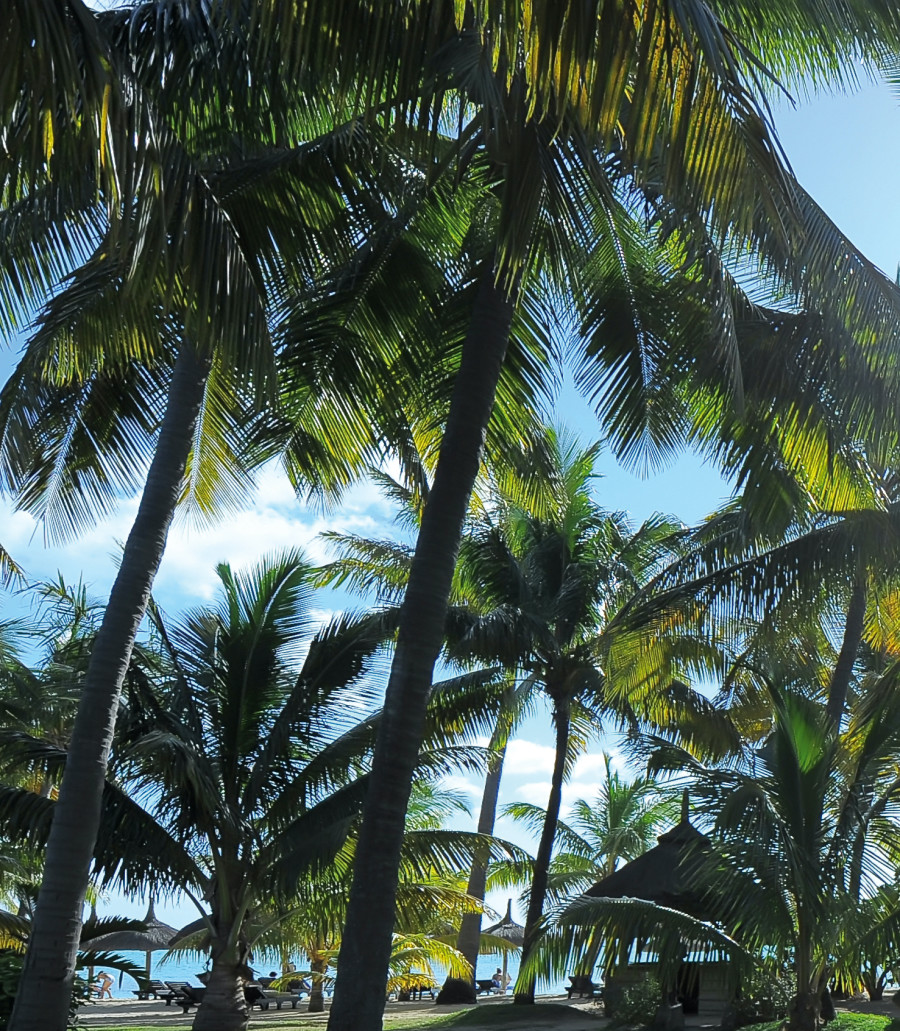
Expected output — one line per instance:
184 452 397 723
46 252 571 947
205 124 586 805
2 75 899 930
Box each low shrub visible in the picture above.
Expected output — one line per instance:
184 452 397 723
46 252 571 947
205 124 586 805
605 972 662 1027
725 964 794 1027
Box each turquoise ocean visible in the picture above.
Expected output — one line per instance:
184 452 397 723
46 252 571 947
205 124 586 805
99 952 568 999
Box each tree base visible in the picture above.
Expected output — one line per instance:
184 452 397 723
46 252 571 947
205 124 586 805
435 979 476 1005
786 991 820 1031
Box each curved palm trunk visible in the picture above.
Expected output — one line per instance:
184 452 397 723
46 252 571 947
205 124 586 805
514 695 570 1006
826 574 867 729
326 266 516 1031
9 345 212 1031
192 935 252 1031
456 738 509 974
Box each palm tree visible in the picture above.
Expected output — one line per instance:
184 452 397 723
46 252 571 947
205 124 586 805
235 781 484 1012
100 551 399 1030
1 6 412 1024
499 761 680 989
325 464 549 990
5 14 555 1022
62 551 520 1030
0 897 148 998
310 3 900 1021
7 7 900 1030
505 756 680 903
321 464 525 985
323 435 725 993
535 672 900 1031
627 472 900 741
441 432 731 1003
0 578 111 803
0 5 278 1022
679 684 900 1031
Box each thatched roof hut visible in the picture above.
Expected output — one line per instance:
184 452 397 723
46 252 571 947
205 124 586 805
585 794 713 919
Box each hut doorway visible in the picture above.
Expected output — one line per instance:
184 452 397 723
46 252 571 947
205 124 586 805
676 963 700 1015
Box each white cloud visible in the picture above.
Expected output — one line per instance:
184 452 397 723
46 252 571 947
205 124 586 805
157 508 326 601
251 464 306 510
502 738 556 775
3 507 46 553
571 752 611 780
2 495 140 602
2 461 402 618
512 778 606 821
514 779 554 807
440 773 485 802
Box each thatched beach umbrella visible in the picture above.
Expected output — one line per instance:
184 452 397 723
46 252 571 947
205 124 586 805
483 899 525 986
86 900 178 979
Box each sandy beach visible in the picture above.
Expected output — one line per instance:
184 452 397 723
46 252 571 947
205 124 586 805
77 993 604 1029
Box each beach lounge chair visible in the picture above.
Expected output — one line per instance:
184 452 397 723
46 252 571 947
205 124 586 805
397 981 436 1001
174 985 206 1013
131 979 169 1000
244 985 266 1008
245 985 301 1010
260 989 302 1010
158 981 195 1006
566 974 599 999
476 980 498 996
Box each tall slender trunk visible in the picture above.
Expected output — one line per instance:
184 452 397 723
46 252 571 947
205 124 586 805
9 345 212 1031
514 693 570 1006
787 912 819 1031
848 831 865 902
192 935 252 1031
456 737 509 973
826 573 866 729
326 266 516 1031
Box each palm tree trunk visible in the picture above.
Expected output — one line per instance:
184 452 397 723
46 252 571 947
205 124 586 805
9 345 212 1031
848 831 865 902
456 738 509 973
326 265 516 1031
307 951 329 1013
826 573 866 729
514 694 570 1006
192 937 252 1031
863 969 886 1001
787 913 819 1031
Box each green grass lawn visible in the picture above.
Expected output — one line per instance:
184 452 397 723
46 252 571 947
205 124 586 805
745 1014 900 1031
422 1003 600 1026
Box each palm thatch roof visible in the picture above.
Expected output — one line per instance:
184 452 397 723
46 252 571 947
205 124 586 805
585 794 713 919
483 899 524 946
85 900 177 953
